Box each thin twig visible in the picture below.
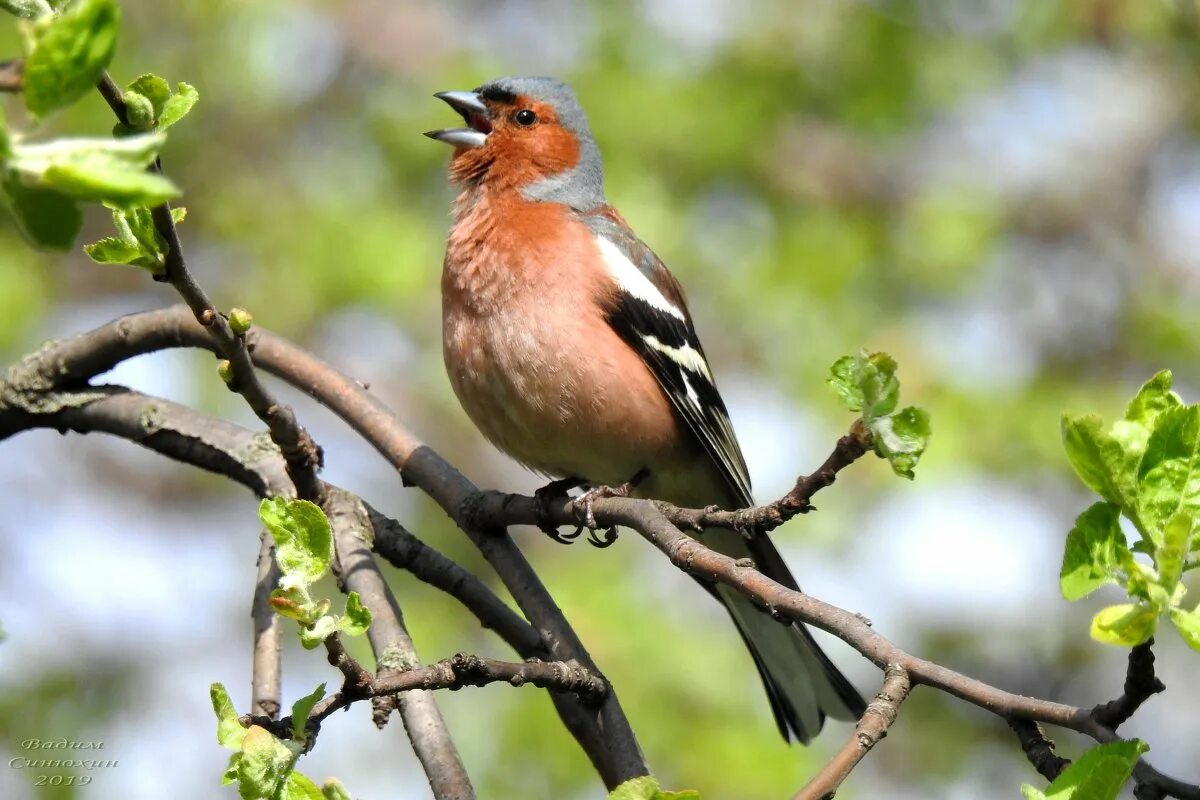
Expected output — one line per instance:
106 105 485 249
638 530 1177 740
92 72 324 502
1008 719 1070 782
0 58 22 93
794 664 910 800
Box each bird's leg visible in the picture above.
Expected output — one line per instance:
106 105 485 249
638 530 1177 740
573 468 650 537
535 476 586 545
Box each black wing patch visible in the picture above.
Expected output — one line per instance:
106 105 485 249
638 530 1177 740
601 269 753 508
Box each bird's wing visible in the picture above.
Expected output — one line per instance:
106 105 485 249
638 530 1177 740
580 206 753 507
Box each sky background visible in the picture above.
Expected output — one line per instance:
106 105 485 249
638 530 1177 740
2 0 1200 798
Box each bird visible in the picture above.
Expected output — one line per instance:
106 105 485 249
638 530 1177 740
426 76 865 743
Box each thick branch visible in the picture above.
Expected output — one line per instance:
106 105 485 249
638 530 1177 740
251 532 284 720
794 664 910 800
14 305 648 788
326 489 475 800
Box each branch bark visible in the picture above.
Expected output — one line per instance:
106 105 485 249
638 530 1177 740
794 664 910 800
326 489 475 800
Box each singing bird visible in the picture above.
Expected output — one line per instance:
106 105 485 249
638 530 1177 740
427 76 864 742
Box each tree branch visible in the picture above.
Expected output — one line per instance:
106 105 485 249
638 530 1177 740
794 664 910 800
11 305 649 788
251 531 284 720
0 57 21 93
1092 639 1166 730
325 488 475 799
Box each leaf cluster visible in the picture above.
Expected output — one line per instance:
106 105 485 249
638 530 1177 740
827 349 932 478
1060 371 1200 650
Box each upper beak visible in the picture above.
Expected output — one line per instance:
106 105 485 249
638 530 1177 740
425 90 492 149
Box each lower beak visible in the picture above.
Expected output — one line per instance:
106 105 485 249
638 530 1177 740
425 90 491 149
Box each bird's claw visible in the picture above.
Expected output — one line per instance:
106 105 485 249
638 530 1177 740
534 477 585 544
586 526 619 548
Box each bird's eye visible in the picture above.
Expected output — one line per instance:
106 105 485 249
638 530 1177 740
513 109 537 126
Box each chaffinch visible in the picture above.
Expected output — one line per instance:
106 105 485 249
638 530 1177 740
427 76 865 743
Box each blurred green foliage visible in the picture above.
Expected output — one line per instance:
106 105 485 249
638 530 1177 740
2 1 1200 798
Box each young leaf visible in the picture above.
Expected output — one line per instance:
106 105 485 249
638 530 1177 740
2 174 82 250
321 778 352 800
0 0 54 19
83 236 143 264
826 350 899 420
237 726 294 800
607 776 701 800
1125 371 1181 428
1168 607 1200 652
1060 502 1128 601
259 497 333 586
338 592 372 638
1137 405 1200 543
1020 787 1048 800
10 133 179 208
1061 414 1129 509
127 73 171 118
280 772 324 800
222 753 241 786
290 683 326 741
22 0 120 117
158 82 199 130
1027 739 1148 800
121 90 155 130
1156 512 1192 597
868 405 930 479
299 616 338 650
1090 604 1156 647
210 683 248 750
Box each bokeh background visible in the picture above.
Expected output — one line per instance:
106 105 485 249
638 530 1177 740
2 0 1200 798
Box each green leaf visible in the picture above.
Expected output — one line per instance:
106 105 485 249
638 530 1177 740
607 776 701 800
1034 739 1148 800
22 0 120 117
338 592 371 638
158 82 199 130
171 206 187 223
222 753 241 786
121 90 155 130
1157 512 1192 596
290 683 325 741
1125 371 1181 428
1061 414 1129 509
1138 405 1200 543
321 778 352 800
1019 786 1048 800
236 725 294 800
1168 607 1200 652
210 683 247 750
869 405 930 479
2 174 82 250
299 616 337 650
10 133 179 208
0 105 9 161
127 73 170 118
1090 604 1157 647
41 162 178 208
826 350 899 420
0 0 53 19
83 236 142 264
280 772 324 800
1059 502 1128 601
259 497 333 586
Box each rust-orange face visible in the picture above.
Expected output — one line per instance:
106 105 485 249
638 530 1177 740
426 81 587 192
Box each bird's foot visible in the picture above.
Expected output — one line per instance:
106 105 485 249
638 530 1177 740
571 469 649 542
534 477 586 545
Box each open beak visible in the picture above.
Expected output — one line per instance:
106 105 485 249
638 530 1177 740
425 90 492 149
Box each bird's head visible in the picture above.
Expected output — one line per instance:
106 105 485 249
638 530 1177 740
426 76 605 210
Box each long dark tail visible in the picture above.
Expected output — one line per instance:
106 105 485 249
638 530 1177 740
700 526 865 743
